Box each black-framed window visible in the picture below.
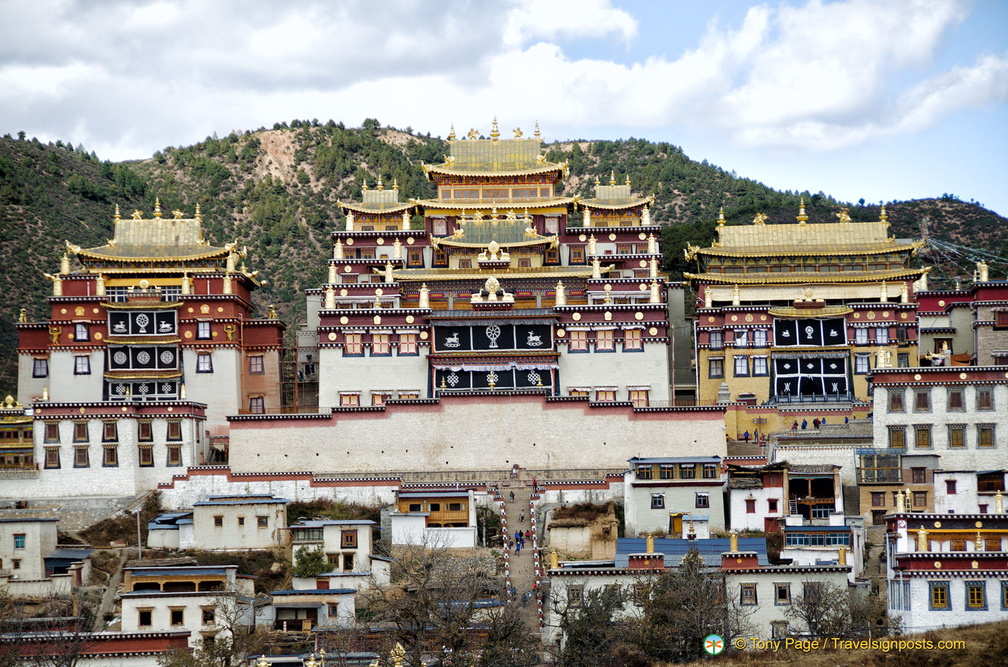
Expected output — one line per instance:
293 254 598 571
33 358 49 378
74 355 91 375
708 357 724 379
196 321 212 340
650 493 664 510
196 352 213 373
74 323 89 341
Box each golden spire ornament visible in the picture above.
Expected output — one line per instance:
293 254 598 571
448 122 456 141
153 197 162 218
490 116 500 140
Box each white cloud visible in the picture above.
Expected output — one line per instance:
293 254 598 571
0 0 1002 164
502 0 637 47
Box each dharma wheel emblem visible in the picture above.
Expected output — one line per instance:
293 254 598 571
113 351 128 365
135 314 150 332
136 351 151 365
486 325 501 348
804 325 814 339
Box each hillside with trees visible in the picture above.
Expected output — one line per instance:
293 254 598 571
1 121 1006 396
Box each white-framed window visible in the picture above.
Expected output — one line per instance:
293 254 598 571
753 356 768 376
855 353 870 374
876 327 889 345
855 328 868 345
196 352 213 373
734 356 749 377
74 355 91 375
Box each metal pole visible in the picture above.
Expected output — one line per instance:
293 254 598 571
136 507 142 560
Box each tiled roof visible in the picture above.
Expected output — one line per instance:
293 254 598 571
613 537 769 568
75 218 229 262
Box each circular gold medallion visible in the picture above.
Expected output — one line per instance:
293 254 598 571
344 266 352 273
572 312 581 321
373 315 381 325
339 316 348 325
328 332 337 341
556 328 565 337
340 288 348 297
376 238 385 245
406 315 414 324
345 238 354 245
407 237 415 245
639 260 648 268
731 315 738 322
579 234 587 242
649 327 658 336
94 332 102 340
608 233 617 241
635 312 644 321
745 314 753 322
420 331 429 340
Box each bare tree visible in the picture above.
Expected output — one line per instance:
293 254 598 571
157 590 274 667
0 588 101 667
786 580 898 639
628 550 751 663
351 539 529 667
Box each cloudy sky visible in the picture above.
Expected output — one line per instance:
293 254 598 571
2 0 1007 215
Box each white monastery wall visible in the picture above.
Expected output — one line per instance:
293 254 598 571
228 396 725 474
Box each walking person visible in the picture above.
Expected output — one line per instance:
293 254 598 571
519 510 525 523
509 491 514 502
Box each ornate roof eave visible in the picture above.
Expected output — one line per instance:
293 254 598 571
421 161 569 180
695 240 924 259
411 196 580 211
683 267 929 285
579 194 655 211
74 247 231 263
388 266 612 282
433 235 559 251
336 200 416 215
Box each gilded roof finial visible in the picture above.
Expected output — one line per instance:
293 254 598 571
836 208 852 223
490 116 500 140
533 121 541 139
153 197 162 218
594 175 601 187
717 207 726 226
131 209 143 220
448 123 456 141
796 197 808 224
625 174 631 186
752 212 767 225
377 175 384 191
880 203 888 222
392 178 398 191
195 203 202 221
362 178 368 191
172 209 184 219
114 204 121 221
609 170 616 186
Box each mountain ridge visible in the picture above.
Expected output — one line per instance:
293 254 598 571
2 121 1005 396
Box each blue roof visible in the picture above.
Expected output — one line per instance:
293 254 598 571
147 512 193 530
613 537 769 568
271 589 355 596
125 566 235 576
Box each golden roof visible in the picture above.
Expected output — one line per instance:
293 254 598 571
423 133 568 178
338 200 415 215
684 267 929 285
429 212 555 248
390 265 611 282
71 216 228 263
580 176 654 210
580 194 654 211
691 219 921 259
412 196 578 211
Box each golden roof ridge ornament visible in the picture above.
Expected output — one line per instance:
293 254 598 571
392 178 398 190
513 126 523 138
490 116 500 140
377 175 384 190
362 178 368 191
172 209 184 219
153 197 163 218
533 121 541 139
797 197 808 224
717 207 726 226
625 174 631 186
752 212 767 225
880 203 888 223
467 127 479 140
836 207 852 223
131 209 143 220
448 122 456 141
609 170 616 186
114 204 121 221
195 203 202 221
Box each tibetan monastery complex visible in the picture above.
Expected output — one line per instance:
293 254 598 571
15 119 1008 527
